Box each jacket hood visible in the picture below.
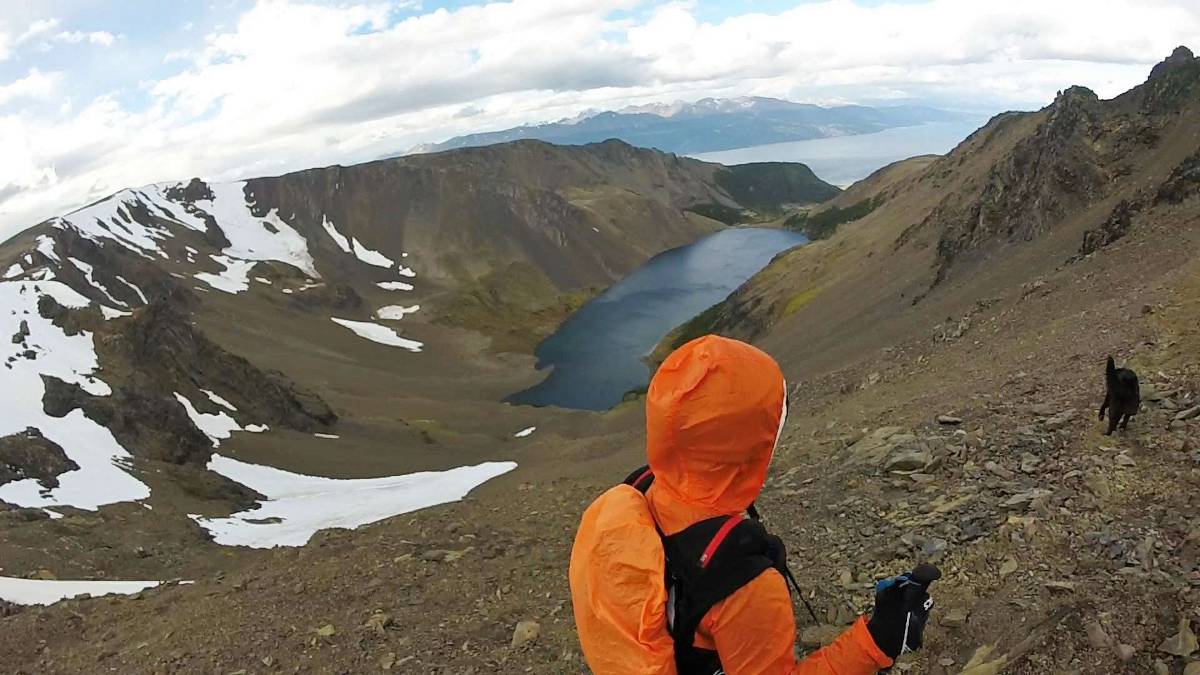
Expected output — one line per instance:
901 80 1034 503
646 335 786 521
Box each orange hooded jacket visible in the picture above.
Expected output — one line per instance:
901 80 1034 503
570 335 892 674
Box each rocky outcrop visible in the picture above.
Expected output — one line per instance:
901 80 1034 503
1140 46 1200 114
1156 147 1200 205
35 300 337 467
0 428 78 488
930 86 1109 284
1079 198 1142 257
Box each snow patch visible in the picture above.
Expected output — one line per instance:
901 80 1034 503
194 255 255 294
192 182 320 281
397 266 416 278
514 426 537 438
314 433 340 439
322 216 352 254
67 257 127 308
115 275 148 305
100 306 131 320
201 389 237 412
330 318 423 352
175 392 241 446
376 281 414 291
351 238 395 268
0 577 160 606
3 264 22 279
375 304 420 320
254 276 272 285
245 424 269 433
35 235 60 263
191 455 517 548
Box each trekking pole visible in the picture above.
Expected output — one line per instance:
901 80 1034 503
782 564 822 625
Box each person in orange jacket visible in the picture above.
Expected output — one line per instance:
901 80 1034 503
570 335 936 674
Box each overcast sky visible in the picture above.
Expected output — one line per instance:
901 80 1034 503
1 0 1197 237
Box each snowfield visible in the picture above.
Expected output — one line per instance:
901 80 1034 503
0 577 160 606
0 279 151 510
191 455 518 548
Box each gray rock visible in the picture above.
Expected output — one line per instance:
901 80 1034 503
1043 410 1076 430
1158 617 1197 657
885 449 931 472
999 558 1019 577
1030 404 1058 417
1116 644 1136 661
1085 621 1113 650
940 608 969 628
1176 405 1200 421
512 620 540 649
985 461 1016 480
1184 661 1200 675
937 415 963 425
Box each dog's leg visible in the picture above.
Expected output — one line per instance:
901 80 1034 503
1099 392 1110 421
1105 409 1119 435
1120 409 1131 430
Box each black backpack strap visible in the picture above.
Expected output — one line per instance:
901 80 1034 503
617 466 781 675
623 465 655 493
663 516 776 644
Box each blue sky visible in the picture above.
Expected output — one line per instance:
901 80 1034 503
1 0 1197 235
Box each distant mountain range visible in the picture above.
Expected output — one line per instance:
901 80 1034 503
406 97 970 156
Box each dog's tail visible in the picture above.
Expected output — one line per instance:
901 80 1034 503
1106 355 1116 382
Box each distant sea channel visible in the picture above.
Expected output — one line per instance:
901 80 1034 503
689 119 988 186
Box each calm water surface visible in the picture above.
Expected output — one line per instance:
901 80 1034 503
690 120 986 185
508 228 808 410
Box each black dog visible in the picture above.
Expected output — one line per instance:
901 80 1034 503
1099 356 1140 435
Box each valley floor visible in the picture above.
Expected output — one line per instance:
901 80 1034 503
3 196 1200 675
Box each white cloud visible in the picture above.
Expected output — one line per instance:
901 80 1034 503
0 68 59 106
15 18 60 46
52 30 117 47
0 0 1197 238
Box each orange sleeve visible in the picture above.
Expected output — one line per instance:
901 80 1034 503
701 570 893 675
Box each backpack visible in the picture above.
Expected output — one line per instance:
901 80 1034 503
569 466 798 675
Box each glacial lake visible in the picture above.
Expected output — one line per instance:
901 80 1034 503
508 227 808 410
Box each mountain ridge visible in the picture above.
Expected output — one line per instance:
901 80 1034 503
406 97 968 156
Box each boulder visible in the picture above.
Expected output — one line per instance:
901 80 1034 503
512 620 540 649
1159 618 1197 657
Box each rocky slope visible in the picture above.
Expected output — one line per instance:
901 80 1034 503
691 47 1200 359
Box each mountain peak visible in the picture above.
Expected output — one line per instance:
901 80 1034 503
1142 44 1199 113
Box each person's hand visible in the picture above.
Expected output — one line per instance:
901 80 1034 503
866 563 940 658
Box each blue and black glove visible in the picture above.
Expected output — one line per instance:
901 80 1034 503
866 563 940 658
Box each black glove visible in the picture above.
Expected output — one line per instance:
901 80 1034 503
866 563 940 658
764 533 788 571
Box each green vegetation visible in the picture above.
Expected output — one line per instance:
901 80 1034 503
648 301 727 368
684 203 748 225
668 302 725 351
715 163 841 214
433 262 600 354
785 197 880 240
782 287 821 316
